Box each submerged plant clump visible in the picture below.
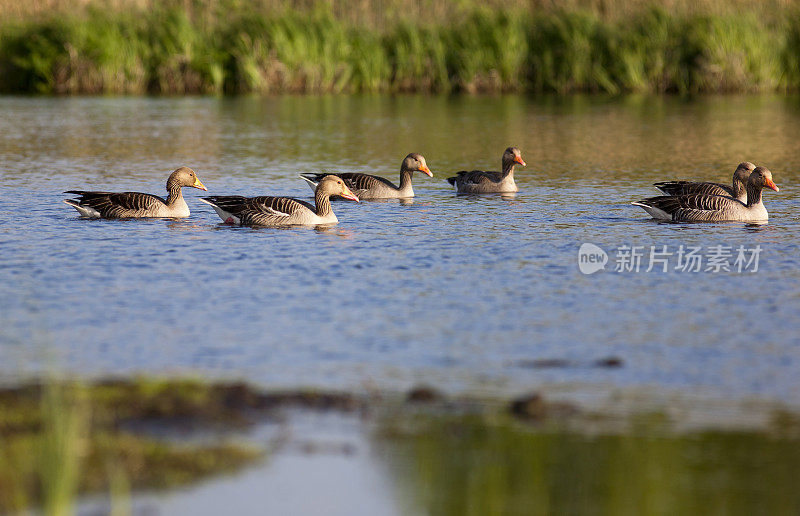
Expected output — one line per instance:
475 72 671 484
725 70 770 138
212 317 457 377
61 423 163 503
0 379 270 514
0 1 797 95
0 376 374 513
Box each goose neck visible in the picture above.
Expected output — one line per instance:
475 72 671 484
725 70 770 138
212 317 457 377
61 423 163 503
315 190 333 217
501 161 516 179
398 167 414 191
165 180 183 206
746 182 762 207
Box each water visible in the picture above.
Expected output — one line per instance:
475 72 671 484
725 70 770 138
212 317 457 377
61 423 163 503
2 94 800 411
77 407 800 515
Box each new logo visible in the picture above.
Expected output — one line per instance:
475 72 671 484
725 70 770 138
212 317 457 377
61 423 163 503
578 243 608 274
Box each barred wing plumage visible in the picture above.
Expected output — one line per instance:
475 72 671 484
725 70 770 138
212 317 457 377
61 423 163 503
63 190 167 218
653 181 733 198
447 170 502 186
635 194 741 221
301 172 396 194
202 195 315 226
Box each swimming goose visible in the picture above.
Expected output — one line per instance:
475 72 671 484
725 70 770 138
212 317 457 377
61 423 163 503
653 162 756 202
299 153 432 199
63 167 207 218
446 147 526 193
632 166 779 222
200 175 359 226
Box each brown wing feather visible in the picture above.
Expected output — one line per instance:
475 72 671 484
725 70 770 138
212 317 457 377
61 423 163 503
637 194 740 221
653 181 733 197
301 172 396 192
63 190 166 218
336 173 397 192
447 170 502 186
202 195 314 225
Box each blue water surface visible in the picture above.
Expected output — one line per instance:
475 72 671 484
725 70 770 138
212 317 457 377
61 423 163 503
1 94 799 408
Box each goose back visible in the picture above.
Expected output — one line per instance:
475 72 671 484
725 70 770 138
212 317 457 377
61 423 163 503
653 162 755 202
200 195 321 226
63 191 173 218
652 181 734 198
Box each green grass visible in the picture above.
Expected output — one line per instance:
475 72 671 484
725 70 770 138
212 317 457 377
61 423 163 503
0 378 267 514
0 2 798 94
379 410 800 515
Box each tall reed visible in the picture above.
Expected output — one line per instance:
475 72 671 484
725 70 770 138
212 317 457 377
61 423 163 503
0 1 797 94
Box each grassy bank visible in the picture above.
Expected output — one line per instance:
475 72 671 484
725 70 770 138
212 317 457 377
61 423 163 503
0 1 799 94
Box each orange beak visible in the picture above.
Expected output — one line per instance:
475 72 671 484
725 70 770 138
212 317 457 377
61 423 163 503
193 177 208 191
515 156 526 166
340 184 360 202
764 177 779 192
419 164 433 177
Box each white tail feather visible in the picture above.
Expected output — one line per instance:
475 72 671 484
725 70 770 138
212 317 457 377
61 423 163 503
631 201 671 220
299 175 319 193
199 198 240 224
63 199 101 218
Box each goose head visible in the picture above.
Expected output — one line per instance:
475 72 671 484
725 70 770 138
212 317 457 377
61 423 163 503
319 175 359 202
750 166 779 192
169 167 207 191
503 147 526 167
403 153 433 177
734 161 756 186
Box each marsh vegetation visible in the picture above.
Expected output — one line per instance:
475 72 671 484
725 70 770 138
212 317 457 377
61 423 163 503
1 0 799 95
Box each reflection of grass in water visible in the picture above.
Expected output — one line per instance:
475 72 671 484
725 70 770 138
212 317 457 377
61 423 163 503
378 411 800 515
4 378 800 514
0 379 265 514
40 382 87 516
0 2 797 94
109 461 132 516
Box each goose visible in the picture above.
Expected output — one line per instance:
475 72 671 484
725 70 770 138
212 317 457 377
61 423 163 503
299 153 432 199
200 175 359 226
653 162 756 202
632 166 779 222
63 167 207 218
446 147 526 193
